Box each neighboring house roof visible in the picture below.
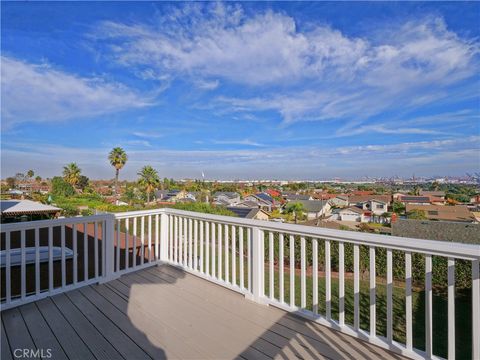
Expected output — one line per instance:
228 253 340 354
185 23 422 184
244 194 272 206
214 192 239 199
0 200 60 215
399 196 431 203
285 194 311 201
8 190 23 195
405 204 475 222
215 199 231 206
312 193 339 200
155 190 167 196
362 199 387 204
255 193 274 203
349 195 391 204
420 190 445 197
289 200 328 213
227 207 269 219
339 206 364 215
266 189 281 197
352 190 375 196
237 200 260 208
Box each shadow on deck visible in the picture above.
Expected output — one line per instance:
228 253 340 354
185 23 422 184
1 264 406 359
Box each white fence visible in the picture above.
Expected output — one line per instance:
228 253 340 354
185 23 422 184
1 208 479 359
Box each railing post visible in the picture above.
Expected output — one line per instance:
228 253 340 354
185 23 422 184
160 212 169 262
100 213 118 283
245 226 267 304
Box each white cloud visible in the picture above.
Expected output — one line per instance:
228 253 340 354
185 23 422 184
91 4 478 123
1 56 152 128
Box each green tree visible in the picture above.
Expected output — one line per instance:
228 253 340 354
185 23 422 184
27 169 34 179
392 201 405 215
410 186 421 196
108 147 128 198
406 209 427 220
63 163 81 188
51 176 75 197
284 202 306 223
137 166 160 203
6 177 16 189
77 175 90 191
35 176 42 183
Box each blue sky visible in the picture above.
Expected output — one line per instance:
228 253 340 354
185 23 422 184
1 1 479 180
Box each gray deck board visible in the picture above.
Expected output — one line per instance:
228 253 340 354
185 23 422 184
1 319 13 360
50 293 123 360
1 264 406 360
36 297 95 360
19 302 68 360
2 307 36 355
65 289 150 360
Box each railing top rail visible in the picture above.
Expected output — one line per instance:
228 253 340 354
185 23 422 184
113 208 165 219
0 213 113 232
163 208 480 260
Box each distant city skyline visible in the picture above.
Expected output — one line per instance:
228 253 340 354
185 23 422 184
1 2 479 179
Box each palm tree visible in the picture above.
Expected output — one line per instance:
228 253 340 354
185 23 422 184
108 147 128 198
137 166 160 203
284 202 306 224
63 163 81 188
26 170 34 193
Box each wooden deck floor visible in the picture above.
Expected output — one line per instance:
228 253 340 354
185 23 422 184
1 265 406 360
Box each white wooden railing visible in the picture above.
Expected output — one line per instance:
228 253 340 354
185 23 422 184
1 208 479 360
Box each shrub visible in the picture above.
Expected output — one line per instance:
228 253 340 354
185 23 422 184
51 176 75 197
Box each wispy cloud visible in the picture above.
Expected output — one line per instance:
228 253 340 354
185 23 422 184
3 136 478 179
132 131 163 139
212 139 266 147
125 140 152 147
1 56 153 129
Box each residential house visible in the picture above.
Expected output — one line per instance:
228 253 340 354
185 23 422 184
348 195 391 209
154 190 187 202
338 207 369 222
213 192 241 206
420 190 446 200
405 204 476 222
243 193 274 212
284 194 312 201
227 206 270 220
360 199 388 216
329 196 349 208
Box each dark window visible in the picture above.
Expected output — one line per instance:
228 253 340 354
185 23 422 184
376 204 384 209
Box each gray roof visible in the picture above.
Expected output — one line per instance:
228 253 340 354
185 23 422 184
0 200 60 215
227 207 264 219
214 192 239 199
237 200 260 208
288 200 327 213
